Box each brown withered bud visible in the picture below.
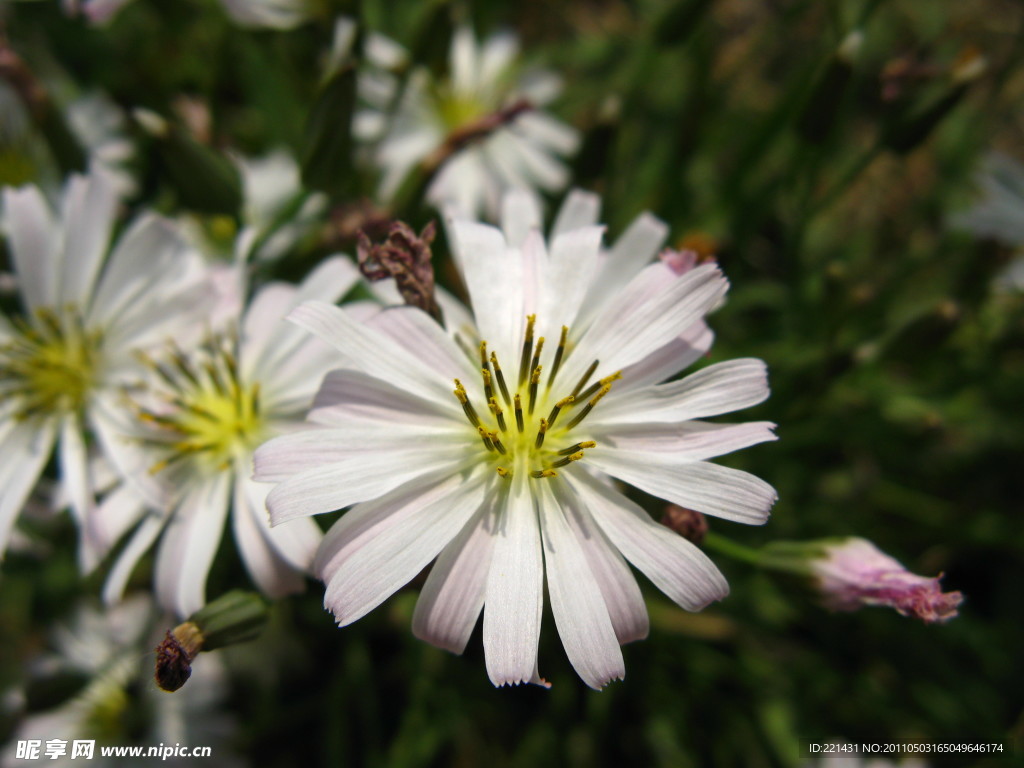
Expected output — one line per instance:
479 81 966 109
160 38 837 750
358 221 442 321
328 199 392 245
660 504 709 545
154 622 204 692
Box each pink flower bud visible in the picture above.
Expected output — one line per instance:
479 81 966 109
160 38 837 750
812 538 962 623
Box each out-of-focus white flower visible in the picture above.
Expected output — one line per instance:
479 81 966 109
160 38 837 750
255 190 776 689
100 257 361 617
63 0 309 29
2 596 239 767
950 150 1024 291
356 26 579 219
0 172 209 568
810 537 962 623
66 92 136 199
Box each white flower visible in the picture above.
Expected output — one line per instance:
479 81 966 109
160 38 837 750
66 92 137 199
950 151 1024 291
357 26 579 219
63 0 309 29
0 172 207 567
255 191 777 688
101 257 361 617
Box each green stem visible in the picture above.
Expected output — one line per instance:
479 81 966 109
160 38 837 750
702 532 766 566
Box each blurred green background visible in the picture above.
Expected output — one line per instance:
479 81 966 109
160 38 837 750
1 0 1022 766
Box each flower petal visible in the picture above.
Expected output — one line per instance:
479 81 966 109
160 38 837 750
58 173 118 306
412 508 495 654
483 474 544 687
0 422 57 558
501 188 543 248
591 421 778 462
618 321 714 391
154 473 231 617
2 184 57 311
584 453 777 526
552 189 601 237
102 512 166 606
322 469 489 625
540 482 624 689
567 470 729 610
599 359 770 424
232 474 305 598
365 306 478 383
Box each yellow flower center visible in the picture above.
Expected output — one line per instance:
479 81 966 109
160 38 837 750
434 86 493 131
453 316 620 480
0 306 101 419
136 339 265 474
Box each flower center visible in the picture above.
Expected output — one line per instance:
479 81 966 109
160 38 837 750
452 316 620 480
433 85 493 131
134 337 264 474
0 306 102 419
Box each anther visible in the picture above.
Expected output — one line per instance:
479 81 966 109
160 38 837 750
518 314 536 387
496 467 512 478
479 341 488 371
490 430 507 455
477 425 495 452
535 417 549 449
490 352 512 406
575 371 623 404
550 451 584 469
548 326 568 390
570 359 599 399
546 395 574 429
481 368 494 403
565 384 612 430
528 365 542 415
529 337 545 384
514 394 525 432
453 379 481 427
558 440 596 456
530 468 558 479
489 397 507 432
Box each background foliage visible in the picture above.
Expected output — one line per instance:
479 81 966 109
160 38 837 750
1 0 1022 766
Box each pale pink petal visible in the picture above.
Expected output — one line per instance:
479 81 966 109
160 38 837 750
617 321 714 392
539 483 624 689
585 453 776 526
323 469 489 625
310 369 454 425
501 188 543 248
412 508 495 654
552 189 601 237
365 306 478 382
567 471 729 611
483 474 544 687
539 225 605 336
590 421 777 462
232 474 305 598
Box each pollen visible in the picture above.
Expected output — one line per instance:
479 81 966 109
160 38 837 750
451 316 619 480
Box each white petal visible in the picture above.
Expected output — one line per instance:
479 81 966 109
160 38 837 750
450 26 479 97
3 184 57 310
238 470 321 571
310 368 454 425
322 469 489 625
539 225 605 335
599 359 770 424
483 474 544 687
286 301 455 405
87 481 148 558
560 263 728 388
232 474 304 598
58 417 102 571
514 111 580 155
57 173 118 305
0 422 57 558
585 453 777 525
567 470 728 610
618 321 714 391
89 395 169 507
552 189 601 237
102 512 166 605
365 306 478 383
479 32 518 85
412 508 495 654
561 494 648 644
591 421 778 462
447 220 524 362
581 212 668 321
87 214 188 328
501 189 543 248
264 444 471 524
540 482 624 689
154 473 231 617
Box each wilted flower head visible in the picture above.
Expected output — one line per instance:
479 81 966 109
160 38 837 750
811 537 962 623
355 26 579 219
255 190 777 688
357 220 440 319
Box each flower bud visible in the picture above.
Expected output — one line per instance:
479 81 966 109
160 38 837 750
660 504 708 545
357 220 441 320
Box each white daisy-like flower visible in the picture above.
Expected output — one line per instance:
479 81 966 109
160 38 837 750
356 26 579 219
100 256 361 617
0 172 208 567
255 191 777 688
